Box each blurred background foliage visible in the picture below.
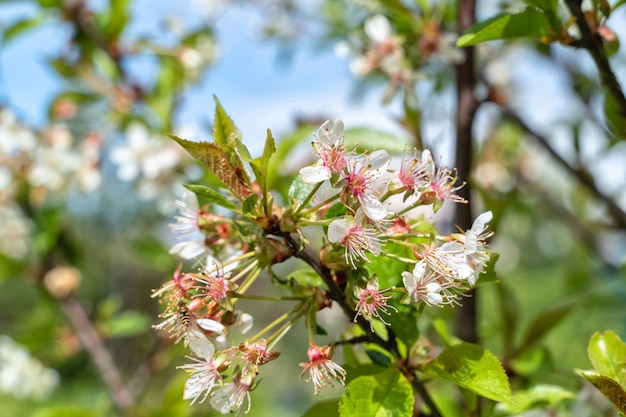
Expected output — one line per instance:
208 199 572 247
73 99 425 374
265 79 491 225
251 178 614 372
2 0 626 416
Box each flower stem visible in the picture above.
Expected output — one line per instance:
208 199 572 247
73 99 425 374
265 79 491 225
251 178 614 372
300 192 341 217
230 292 306 302
294 181 323 215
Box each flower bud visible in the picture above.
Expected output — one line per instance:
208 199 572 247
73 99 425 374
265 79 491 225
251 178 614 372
44 266 81 298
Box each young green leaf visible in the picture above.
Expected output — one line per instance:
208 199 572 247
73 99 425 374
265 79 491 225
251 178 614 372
421 343 513 403
184 184 241 213
167 134 251 199
457 8 549 47
588 331 626 387
578 371 626 413
213 96 242 146
339 368 414 417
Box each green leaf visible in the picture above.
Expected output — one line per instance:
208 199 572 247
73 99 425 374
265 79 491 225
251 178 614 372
588 331 626 387
524 0 561 30
339 368 414 417
3 15 45 43
211 97 252 189
604 88 626 140
457 8 549 47
184 184 241 213
242 194 259 215
213 96 242 146
579 371 626 413
343 128 408 154
475 252 499 285
289 175 316 203
301 399 340 417
517 301 575 355
495 384 575 413
386 313 419 349
421 343 513 403
365 349 392 367
166 133 251 199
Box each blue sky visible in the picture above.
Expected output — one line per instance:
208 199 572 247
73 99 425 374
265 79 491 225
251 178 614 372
0 0 406 157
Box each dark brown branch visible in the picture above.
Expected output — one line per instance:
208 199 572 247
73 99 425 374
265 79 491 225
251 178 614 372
59 295 135 413
454 0 479 344
504 108 626 229
564 0 626 119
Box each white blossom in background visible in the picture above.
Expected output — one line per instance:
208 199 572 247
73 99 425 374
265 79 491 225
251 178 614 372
0 335 59 401
111 123 186 201
0 204 32 260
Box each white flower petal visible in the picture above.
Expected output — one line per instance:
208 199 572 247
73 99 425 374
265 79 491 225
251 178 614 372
188 329 215 359
299 165 331 184
360 193 387 221
365 14 391 42
327 217 351 243
197 318 227 335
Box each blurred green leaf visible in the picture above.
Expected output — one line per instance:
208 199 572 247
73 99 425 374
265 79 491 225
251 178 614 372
421 343 513 403
579 371 626 413
344 127 408 154
457 8 549 47
524 0 561 30
588 330 626 387
184 184 241 213
495 384 575 413
604 88 626 140
102 310 151 338
517 301 575 355
301 399 340 417
3 15 45 43
339 368 414 417
365 349 392 367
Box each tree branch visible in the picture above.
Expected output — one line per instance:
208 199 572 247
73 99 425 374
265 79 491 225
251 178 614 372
564 0 626 119
59 295 136 413
504 108 626 229
454 0 479 344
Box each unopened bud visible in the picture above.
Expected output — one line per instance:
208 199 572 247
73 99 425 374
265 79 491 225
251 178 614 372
44 266 81 298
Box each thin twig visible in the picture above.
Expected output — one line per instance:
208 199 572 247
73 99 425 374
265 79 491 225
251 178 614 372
504 108 626 229
564 0 626 119
59 295 135 413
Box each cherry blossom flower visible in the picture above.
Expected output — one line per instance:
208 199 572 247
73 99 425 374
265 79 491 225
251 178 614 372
342 149 391 221
418 150 466 211
401 261 458 306
210 368 255 415
169 194 216 260
393 149 428 195
327 210 382 268
438 211 493 285
179 330 235 404
299 119 347 184
299 343 346 395
353 276 397 329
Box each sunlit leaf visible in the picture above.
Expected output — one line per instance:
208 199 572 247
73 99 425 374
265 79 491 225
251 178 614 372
167 133 251 199
339 368 414 417
588 331 626 387
457 8 549 47
421 343 513 403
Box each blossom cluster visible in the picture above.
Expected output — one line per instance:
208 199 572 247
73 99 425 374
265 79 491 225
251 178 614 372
154 118 494 413
335 14 463 101
0 335 59 401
